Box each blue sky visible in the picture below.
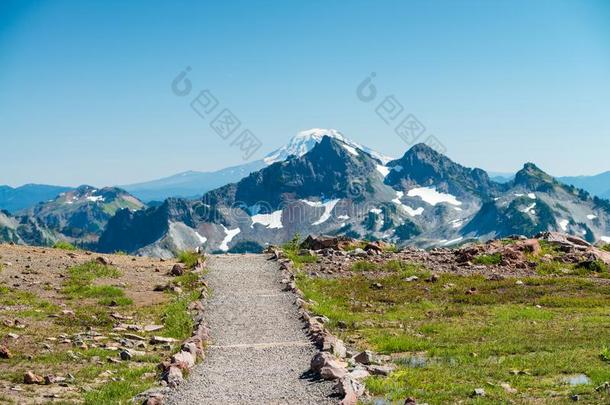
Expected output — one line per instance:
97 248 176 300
1 0 609 187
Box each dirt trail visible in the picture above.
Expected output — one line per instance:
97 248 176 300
165 254 337 404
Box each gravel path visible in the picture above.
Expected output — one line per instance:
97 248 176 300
165 254 338 404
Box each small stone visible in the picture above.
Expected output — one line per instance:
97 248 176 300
150 336 178 345
143 325 164 332
404 276 419 282
0 346 12 359
354 350 375 365
367 364 394 376
571 394 580 401
501 382 517 394
371 282 383 290
515 280 524 285
24 371 44 385
473 388 486 397
170 264 184 276
96 256 111 265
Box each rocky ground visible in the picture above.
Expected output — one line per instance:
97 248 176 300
0 243 204 404
300 232 610 280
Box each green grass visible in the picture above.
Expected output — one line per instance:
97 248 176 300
177 250 203 269
53 241 78 250
82 365 157 405
472 253 503 266
161 291 199 340
62 261 131 305
297 271 610 403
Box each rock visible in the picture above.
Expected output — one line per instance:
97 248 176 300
336 376 365 405
354 350 375 365
311 352 335 373
300 235 353 251
143 393 164 405
571 394 580 401
331 339 347 359
165 365 183 387
371 282 383 290
404 276 418 282
171 351 195 369
96 256 111 265
367 364 395 376
24 371 44 385
120 349 145 360
351 248 368 258
363 243 383 253
404 398 417 405
320 363 347 380
0 346 12 359
501 382 517 394
522 239 542 255
44 375 66 385
150 336 178 345
472 388 486 397
170 264 184 276
426 273 440 283
348 367 370 380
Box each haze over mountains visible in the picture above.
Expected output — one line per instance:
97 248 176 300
2 129 610 256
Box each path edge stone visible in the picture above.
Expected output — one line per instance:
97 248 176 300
137 259 211 405
270 249 365 405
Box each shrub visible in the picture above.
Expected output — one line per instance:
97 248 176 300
177 251 202 269
473 253 503 266
53 241 78 251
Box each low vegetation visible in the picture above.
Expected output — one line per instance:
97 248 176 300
473 252 503 266
297 265 610 403
0 247 206 404
282 234 318 269
177 250 203 269
52 241 78 251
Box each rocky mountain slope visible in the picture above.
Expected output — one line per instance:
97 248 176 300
0 186 145 247
97 136 610 257
122 129 391 202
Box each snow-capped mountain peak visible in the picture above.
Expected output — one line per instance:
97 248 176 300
263 128 392 165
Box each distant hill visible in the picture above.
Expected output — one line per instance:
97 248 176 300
559 171 610 200
0 186 145 247
0 184 73 213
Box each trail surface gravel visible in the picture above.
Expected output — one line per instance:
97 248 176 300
165 254 338 404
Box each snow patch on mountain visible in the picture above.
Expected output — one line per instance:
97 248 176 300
601 236 610 243
251 210 283 229
521 202 537 214
407 187 462 206
587 214 598 220
341 143 359 156
392 191 424 217
263 128 392 165
559 219 569 231
302 198 340 226
219 226 240 251
86 195 104 203
376 165 390 177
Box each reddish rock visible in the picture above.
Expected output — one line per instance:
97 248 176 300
0 346 11 359
170 264 184 276
24 371 44 385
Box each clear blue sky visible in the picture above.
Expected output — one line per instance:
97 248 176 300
1 0 609 187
